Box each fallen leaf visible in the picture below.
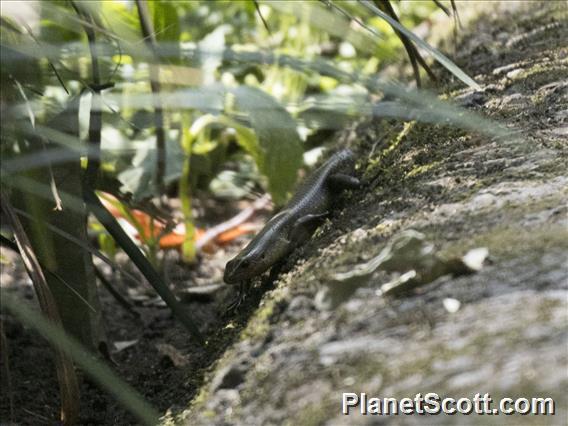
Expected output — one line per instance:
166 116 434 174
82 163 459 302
113 339 139 353
156 343 189 367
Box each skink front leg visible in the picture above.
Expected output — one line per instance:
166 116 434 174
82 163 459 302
288 212 329 246
327 173 361 190
225 280 251 315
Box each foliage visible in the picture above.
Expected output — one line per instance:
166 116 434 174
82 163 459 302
1 1 481 212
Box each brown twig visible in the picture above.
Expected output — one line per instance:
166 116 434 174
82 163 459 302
195 195 271 251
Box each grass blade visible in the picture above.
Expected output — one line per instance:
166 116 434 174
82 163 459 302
371 0 436 86
253 0 271 34
7 178 143 285
84 188 205 345
358 0 480 89
0 189 80 425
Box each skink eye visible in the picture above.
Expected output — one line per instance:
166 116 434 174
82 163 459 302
240 259 250 268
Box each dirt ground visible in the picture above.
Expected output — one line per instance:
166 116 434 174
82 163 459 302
1 1 567 425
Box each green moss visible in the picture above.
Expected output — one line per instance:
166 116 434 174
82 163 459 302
291 400 336 426
382 121 416 157
437 192 568 261
406 160 441 177
363 121 415 179
241 294 277 340
471 225 567 259
507 63 568 90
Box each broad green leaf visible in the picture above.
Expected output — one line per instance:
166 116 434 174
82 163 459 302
117 117 225 200
149 0 180 43
101 1 141 43
221 117 261 162
117 136 185 200
192 138 218 155
231 86 303 205
39 19 82 44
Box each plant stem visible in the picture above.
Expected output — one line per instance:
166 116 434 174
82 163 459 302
136 0 166 196
71 1 102 190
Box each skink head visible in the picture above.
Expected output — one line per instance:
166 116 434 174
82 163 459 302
223 251 267 284
224 225 291 284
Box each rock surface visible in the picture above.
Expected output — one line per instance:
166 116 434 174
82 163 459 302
181 2 567 425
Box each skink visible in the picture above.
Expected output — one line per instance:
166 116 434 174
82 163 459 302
223 149 359 285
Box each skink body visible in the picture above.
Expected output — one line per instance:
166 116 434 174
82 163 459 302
224 149 359 284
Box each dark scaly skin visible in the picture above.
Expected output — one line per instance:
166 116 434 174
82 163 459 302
224 149 357 285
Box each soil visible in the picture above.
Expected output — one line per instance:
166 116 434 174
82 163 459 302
1 1 567 425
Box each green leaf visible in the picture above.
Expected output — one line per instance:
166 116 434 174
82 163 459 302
118 136 186 200
149 0 180 43
39 19 82 44
117 119 222 200
217 115 262 162
231 86 303 205
101 1 141 43
187 114 220 155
